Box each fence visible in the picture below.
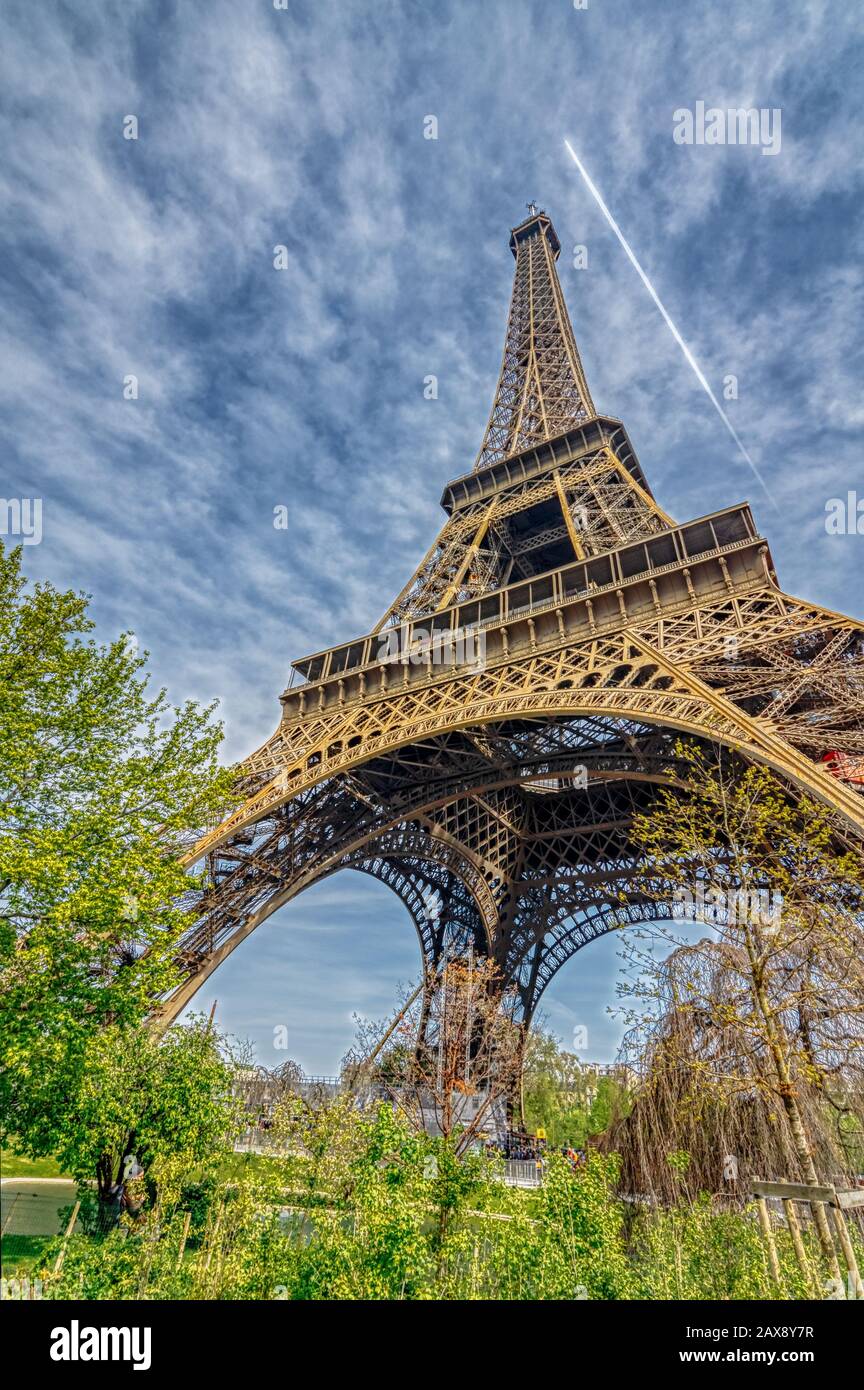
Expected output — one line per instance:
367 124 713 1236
1 1183 80 1283
503 1159 543 1188
752 1177 864 1300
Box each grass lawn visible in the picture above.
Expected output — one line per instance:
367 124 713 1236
0 1148 71 1179
1 1233 54 1276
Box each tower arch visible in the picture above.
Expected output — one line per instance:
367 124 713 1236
156 208 863 1033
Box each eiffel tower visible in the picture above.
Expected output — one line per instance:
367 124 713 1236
160 206 864 1031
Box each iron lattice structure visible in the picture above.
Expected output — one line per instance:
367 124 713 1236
161 208 864 1029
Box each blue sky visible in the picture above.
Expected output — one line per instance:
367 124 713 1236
2 0 861 1071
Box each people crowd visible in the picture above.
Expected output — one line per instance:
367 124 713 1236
487 1129 587 1170
561 1144 587 1171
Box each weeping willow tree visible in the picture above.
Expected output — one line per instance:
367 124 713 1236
606 743 864 1274
236 1058 305 1126
609 940 864 1203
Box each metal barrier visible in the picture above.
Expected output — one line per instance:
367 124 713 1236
503 1159 543 1188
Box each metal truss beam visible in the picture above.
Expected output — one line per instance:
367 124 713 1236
153 208 864 1033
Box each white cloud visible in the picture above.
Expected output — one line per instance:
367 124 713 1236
2 0 861 1068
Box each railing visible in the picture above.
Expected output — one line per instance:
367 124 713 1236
503 1159 543 1188
288 505 758 689
286 539 763 706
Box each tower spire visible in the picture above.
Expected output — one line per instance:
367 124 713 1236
475 207 595 471
159 200 864 1048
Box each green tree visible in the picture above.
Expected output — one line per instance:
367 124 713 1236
64 1017 243 1206
522 1030 630 1147
0 543 235 1175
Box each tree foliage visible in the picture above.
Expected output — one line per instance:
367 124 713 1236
522 1030 631 1147
0 543 236 1165
55 1017 244 1200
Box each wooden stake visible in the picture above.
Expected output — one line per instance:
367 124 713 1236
757 1196 783 1296
52 1200 81 1276
176 1210 192 1269
830 1205 864 1300
202 1196 224 1275
809 1200 844 1287
782 1198 816 1296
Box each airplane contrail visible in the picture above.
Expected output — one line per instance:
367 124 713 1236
564 139 776 511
